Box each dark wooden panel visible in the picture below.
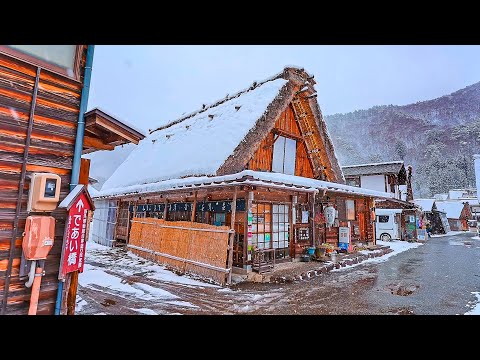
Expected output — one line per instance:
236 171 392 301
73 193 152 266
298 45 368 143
0 45 87 314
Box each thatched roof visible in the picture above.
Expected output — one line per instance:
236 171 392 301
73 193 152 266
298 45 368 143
102 67 344 191
342 161 405 177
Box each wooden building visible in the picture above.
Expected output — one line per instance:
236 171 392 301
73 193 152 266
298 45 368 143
435 201 472 231
342 161 409 200
93 67 394 283
0 45 143 315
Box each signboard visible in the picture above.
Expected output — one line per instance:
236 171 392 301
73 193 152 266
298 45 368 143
417 229 426 241
60 192 91 278
339 226 351 244
129 199 246 213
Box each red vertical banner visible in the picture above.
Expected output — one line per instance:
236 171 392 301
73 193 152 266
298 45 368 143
60 193 91 278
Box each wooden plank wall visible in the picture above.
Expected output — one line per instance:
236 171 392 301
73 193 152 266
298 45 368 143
248 104 314 178
129 218 230 285
0 47 87 314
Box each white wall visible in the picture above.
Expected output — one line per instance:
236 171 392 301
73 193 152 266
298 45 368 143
360 175 386 193
448 190 464 200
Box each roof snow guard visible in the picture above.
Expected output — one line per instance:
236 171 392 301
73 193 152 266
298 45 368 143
101 66 344 192
342 161 404 177
95 170 394 200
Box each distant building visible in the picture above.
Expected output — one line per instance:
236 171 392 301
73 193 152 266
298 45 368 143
435 201 472 231
412 199 450 234
342 161 409 201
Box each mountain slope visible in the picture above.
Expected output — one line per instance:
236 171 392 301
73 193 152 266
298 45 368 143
325 81 480 197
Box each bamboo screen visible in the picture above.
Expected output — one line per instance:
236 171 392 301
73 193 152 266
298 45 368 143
129 218 230 284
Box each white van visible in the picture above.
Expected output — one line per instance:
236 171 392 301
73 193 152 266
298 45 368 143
375 209 403 241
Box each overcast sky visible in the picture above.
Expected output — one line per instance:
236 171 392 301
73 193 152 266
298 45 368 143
87 45 480 133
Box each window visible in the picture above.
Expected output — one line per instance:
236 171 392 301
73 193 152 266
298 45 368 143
346 199 355 220
378 215 389 223
0 45 80 80
272 136 296 175
346 179 358 187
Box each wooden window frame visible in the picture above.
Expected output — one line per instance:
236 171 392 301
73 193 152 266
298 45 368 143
0 45 83 82
346 199 356 221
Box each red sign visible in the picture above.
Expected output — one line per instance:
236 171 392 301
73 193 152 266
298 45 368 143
60 192 91 278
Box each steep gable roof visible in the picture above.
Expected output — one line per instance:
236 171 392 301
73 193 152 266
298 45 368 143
435 201 467 219
342 161 405 177
102 67 344 191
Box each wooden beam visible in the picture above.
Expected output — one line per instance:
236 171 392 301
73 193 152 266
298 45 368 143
227 187 238 284
83 135 115 151
191 191 197 222
96 118 140 144
79 158 90 186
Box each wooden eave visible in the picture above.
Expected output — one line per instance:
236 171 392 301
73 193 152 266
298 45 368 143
82 108 145 154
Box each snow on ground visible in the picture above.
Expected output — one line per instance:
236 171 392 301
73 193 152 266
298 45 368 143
131 308 158 315
75 296 87 312
431 231 465 238
79 263 178 300
471 236 480 240
465 292 480 315
341 240 424 269
86 240 218 288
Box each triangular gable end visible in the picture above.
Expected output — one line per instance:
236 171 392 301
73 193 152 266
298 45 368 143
217 67 344 183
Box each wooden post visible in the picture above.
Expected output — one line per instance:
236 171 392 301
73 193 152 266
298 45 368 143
66 272 78 315
311 192 316 247
290 194 297 259
227 187 238 284
191 191 197 222
163 199 168 220
244 190 254 269
183 192 198 274
65 157 90 315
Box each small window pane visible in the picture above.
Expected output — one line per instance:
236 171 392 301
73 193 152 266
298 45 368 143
8 45 76 71
284 138 297 175
378 215 389 223
272 136 285 173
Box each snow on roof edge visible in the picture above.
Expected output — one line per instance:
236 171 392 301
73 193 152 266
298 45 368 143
342 161 404 169
95 170 394 200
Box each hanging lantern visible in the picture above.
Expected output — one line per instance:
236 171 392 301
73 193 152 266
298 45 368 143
324 205 336 227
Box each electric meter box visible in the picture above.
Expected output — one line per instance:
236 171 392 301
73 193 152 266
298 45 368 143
27 173 61 212
22 216 55 260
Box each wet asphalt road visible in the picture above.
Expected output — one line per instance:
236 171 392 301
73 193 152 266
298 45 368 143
77 232 480 315
236 231 480 315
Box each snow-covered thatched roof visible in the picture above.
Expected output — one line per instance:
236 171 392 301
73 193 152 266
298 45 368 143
435 201 468 219
342 161 405 177
412 198 436 212
102 67 344 192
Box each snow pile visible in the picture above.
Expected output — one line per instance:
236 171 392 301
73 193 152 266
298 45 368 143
431 231 465 238
131 308 157 315
85 240 218 288
350 240 423 267
102 78 288 190
465 292 480 315
79 263 178 300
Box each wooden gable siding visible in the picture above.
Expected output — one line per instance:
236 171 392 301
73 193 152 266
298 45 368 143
248 104 314 178
0 47 86 315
